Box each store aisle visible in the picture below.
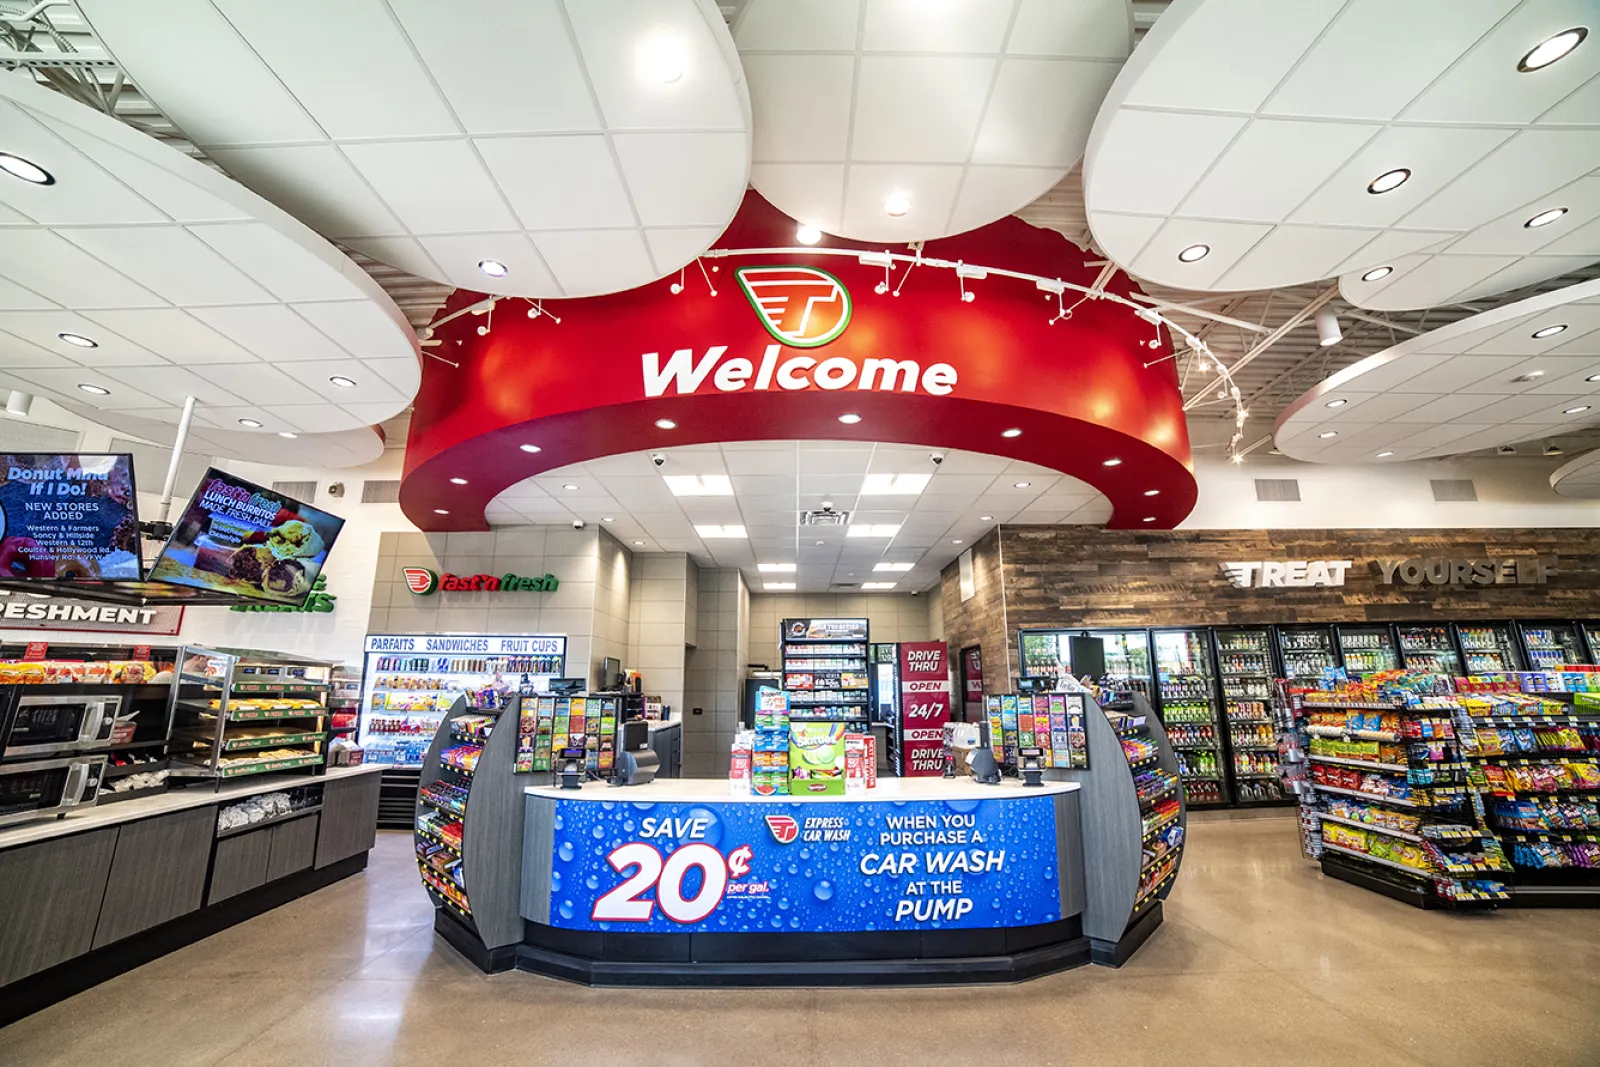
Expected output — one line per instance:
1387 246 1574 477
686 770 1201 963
2 817 1596 1067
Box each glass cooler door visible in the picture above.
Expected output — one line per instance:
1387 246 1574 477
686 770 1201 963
1276 625 1338 683
1335 625 1400 675
1396 625 1463 674
1153 628 1229 807
1017 630 1070 682
1520 622 1590 668
1214 627 1283 805
1086 630 1155 701
1455 622 1524 673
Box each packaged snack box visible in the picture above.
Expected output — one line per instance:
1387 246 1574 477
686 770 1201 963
789 722 846 795
845 733 867 793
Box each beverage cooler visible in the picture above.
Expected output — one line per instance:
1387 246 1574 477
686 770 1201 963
1152 628 1228 807
1336 624 1400 674
1455 622 1523 673
1213 627 1286 805
1396 624 1463 674
1583 623 1600 664
1017 629 1155 698
1277 625 1338 683
1084 629 1156 698
1520 622 1590 668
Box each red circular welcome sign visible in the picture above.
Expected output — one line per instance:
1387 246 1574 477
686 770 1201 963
402 193 1195 530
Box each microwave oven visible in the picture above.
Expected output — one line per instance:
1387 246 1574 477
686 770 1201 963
0 756 105 828
0 692 124 760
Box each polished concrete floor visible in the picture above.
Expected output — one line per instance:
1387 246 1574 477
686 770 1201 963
3 814 1597 1067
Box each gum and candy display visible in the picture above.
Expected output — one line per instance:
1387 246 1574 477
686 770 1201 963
544 796 1062 933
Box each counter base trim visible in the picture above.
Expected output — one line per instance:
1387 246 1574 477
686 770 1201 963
433 909 517 973
0 853 367 1029
1319 854 1442 909
1089 901 1163 968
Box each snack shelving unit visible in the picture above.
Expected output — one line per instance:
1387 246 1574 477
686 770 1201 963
1303 679 1510 909
781 618 870 730
168 646 333 783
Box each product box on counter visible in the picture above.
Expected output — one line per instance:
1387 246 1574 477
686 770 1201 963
789 721 846 795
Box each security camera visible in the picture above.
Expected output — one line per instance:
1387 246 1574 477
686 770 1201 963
326 482 344 498
651 453 667 467
929 452 945 465
1497 445 1517 455
572 519 586 530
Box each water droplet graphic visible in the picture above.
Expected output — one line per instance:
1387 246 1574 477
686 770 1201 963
778 898 790 911
814 880 834 901
558 841 575 862
559 900 574 920
585 875 599 890
591 825 605 839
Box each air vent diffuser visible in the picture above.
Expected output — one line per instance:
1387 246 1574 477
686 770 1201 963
798 509 851 526
1431 479 1477 502
362 479 401 503
272 480 318 501
1254 478 1300 502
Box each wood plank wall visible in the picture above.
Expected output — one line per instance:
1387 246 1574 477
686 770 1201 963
940 526 1600 693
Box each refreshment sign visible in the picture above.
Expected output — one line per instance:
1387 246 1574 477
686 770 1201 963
0 594 184 634
544 795 1061 933
899 641 952 776
0 454 141 581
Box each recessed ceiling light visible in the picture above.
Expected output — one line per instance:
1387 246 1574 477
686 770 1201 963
883 192 912 217
1102 458 1122 467
433 509 449 515
278 431 298 439
633 540 646 546
1001 428 1022 438
655 418 677 430
837 412 862 424
1360 265 1394 282
861 581 898 590
664 474 733 496
696 524 747 538
520 443 542 453
1143 517 1156 523
859 473 931 495
764 581 796 591
796 224 821 245
637 34 687 83
1177 243 1210 263
1143 490 1160 497
76 383 109 395
847 524 901 538
1532 324 1568 339
874 562 914 572
1367 168 1410 194
237 418 262 428
477 259 509 278
952 539 964 545
1564 406 1591 415
1325 399 1347 408
1587 374 1600 383
1524 207 1568 229
1318 431 1339 438
449 477 468 485
602 516 614 523
758 563 797 573
1518 27 1587 72
563 483 579 491
57 332 97 348
1376 451 1394 458
815 539 825 546
979 515 994 521
1513 370 1546 382
0 152 53 185
1013 481 1031 488
328 376 357 388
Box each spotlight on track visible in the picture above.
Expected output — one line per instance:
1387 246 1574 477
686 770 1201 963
1315 306 1342 347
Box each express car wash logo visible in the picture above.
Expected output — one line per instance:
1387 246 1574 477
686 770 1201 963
403 567 438 595
763 814 799 844
736 266 851 348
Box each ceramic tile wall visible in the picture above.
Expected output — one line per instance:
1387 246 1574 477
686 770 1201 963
626 553 694 718
745 593 937 667
367 527 602 678
591 533 632 689
682 567 747 777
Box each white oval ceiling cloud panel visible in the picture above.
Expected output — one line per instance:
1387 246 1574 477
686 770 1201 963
75 0 752 299
1274 278 1600 463
735 0 1130 243
1084 0 1600 303
0 70 418 453
1549 448 1600 499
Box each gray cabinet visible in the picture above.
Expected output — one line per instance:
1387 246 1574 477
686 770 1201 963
315 771 381 869
265 814 318 881
209 827 273 904
92 807 213 949
0 829 117 985
650 723 683 778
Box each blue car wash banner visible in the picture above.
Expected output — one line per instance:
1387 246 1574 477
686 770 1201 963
546 795 1061 933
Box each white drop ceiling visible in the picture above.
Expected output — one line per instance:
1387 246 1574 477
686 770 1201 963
1085 0 1600 308
0 70 418 449
74 0 753 300
737 0 1129 242
1275 278 1600 462
486 440 1110 591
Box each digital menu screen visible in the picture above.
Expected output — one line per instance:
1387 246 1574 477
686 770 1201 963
0 454 142 581
148 468 345 606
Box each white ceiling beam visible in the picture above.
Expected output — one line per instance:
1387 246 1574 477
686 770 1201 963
1184 287 1337 412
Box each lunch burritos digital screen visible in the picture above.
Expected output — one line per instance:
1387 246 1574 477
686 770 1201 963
0 454 142 581
149 468 345 606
